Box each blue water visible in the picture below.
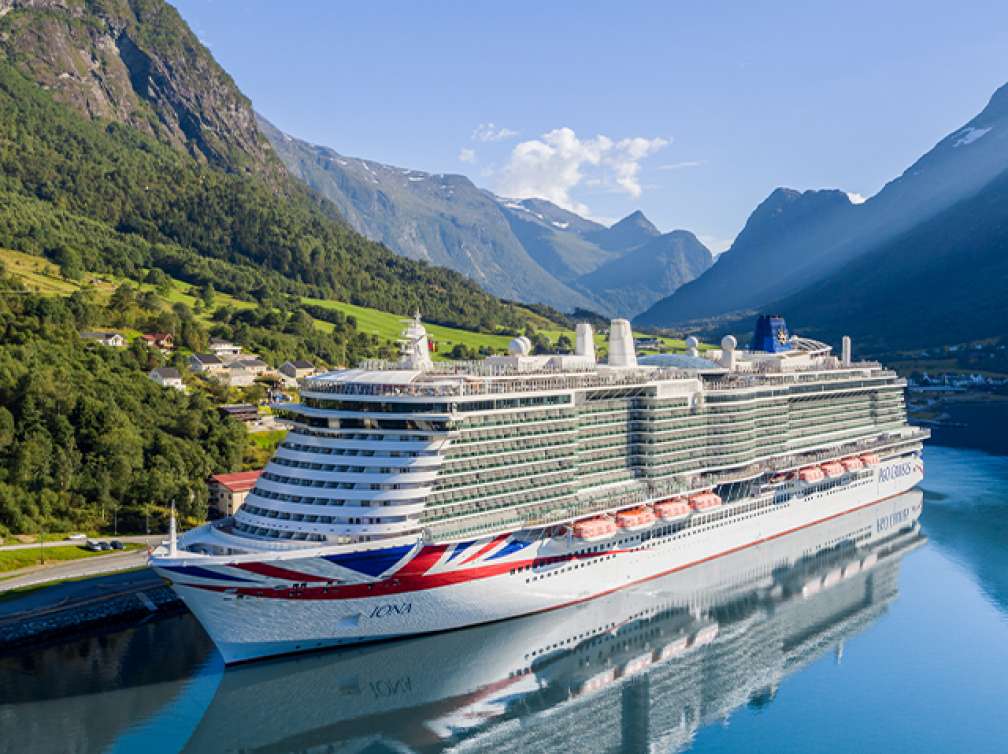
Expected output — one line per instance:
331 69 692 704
1 445 1007 754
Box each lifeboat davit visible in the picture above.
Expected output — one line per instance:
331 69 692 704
860 453 881 466
821 461 845 478
572 516 618 541
841 456 865 472
654 498 691 521
688 492 722 511
798 466 825 483
615 506 656 530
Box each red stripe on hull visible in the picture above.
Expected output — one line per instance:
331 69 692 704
233 562 331 582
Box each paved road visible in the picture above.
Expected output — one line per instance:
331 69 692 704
0 534 163 552
0 549 152 594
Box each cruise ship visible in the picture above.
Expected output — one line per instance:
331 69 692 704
151 314 929 663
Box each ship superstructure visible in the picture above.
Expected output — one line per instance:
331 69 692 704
152 315 928 663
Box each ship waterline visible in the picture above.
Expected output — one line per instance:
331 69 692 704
152 315 928 663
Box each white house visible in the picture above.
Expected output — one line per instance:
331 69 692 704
81 331 126 348
209 339 242 358
148 367 185 391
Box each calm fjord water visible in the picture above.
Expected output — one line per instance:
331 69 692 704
1 445 1007 754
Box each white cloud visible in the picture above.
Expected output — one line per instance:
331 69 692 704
458 147 476 163
495 127 668 216
472 123 519 142
658 160 705 171
846 191 867 205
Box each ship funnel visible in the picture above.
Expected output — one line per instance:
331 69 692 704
841 335 852 366
608 319 637 368
575 323 595 361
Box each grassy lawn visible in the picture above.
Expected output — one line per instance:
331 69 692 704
303 297 516 356
0 543 142 574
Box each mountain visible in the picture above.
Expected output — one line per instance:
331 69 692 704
0 0 540 334
584 209 661 251
638 82 1008 328
636 188 858 325
258 116 598 312
260 119 712 317
577 230 713 317
767 165 1008 351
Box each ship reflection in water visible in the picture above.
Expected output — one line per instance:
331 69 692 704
179 489 925 754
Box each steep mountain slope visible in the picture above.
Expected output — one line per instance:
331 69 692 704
578 230 713 317
636 189 857 325
638 81 1008 327
0 0 275 174
261 119 711 316
259 117 597 311
771 167 1008 351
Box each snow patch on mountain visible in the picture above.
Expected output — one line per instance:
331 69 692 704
953 126 992 147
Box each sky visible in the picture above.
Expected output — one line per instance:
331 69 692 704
173 0 1008 251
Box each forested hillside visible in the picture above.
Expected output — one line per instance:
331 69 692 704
0 267 245 534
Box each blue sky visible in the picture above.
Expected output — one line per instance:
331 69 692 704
174 0 1008 250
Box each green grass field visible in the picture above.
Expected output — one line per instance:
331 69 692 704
0 543 141 574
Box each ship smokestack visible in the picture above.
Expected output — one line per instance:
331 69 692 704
575 323 596 361
841 336 852 366
608 319 637 368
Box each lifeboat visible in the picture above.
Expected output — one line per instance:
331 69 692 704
572 516 618 540
841 456 865 472
688 492 722 511
692 623 719 647
622 652 653 677
654 498 691 521
842 560 862 579
802 578 822 599
821 461 845 478
798 466 825 483
861 552 878 569
860 453 881 466
657 635 690 660
615 506 656 530
822 567 843 588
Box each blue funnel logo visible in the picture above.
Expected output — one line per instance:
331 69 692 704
750 315 793 353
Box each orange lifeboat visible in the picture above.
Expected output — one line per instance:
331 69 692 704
654 498 691 521
860 453 881 466
821 461 845 478
573 516 618 540
798 466 825 483
615 506 656 530
841 456 864 472
688 492 722 511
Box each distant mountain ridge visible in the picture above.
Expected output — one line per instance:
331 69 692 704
637 82 1008 329
260 116 712 316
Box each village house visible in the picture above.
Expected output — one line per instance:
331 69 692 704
237 358 270 377
207 470 261 516
209 338 242 359
226 362 256 387
218 403 259 425
279 359 316 381
148 366 185 391
141 332 174 351
80 331 126 347
189 352 228 376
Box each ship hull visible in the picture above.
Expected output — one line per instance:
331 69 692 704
155 455 924 664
